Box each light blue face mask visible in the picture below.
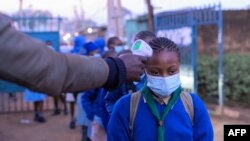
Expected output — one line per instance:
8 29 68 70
114 45 124 53
146 73 181 98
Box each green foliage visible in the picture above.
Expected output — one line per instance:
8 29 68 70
198 53 250 106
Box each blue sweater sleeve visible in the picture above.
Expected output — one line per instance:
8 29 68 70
192 94 214 141
105 83 126 114
107 94 131 141
81 89 97 121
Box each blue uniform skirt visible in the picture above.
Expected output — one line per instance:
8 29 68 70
23 89 47 102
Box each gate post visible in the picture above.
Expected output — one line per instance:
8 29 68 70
190 10 198 94
218 3 224 115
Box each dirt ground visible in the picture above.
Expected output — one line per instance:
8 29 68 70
0 112 82 141
212 115 249 141
0 108 249 141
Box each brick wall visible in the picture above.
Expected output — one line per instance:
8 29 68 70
197 10 250 54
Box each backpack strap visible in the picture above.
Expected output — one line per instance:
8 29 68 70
180 92 194 125
129 92 141 139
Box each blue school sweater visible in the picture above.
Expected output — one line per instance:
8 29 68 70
105 76 146 115
107 93 213 141
81 88 110 129
96 88 110 130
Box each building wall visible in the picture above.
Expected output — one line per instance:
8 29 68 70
124 15 149 46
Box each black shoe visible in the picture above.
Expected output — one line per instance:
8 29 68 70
34 114 46 123
69 120 76 129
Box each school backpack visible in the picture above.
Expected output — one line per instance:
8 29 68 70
129 91 194 138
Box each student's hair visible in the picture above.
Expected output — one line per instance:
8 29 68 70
149 37 180 60
134 30 156 43
107 36 121 48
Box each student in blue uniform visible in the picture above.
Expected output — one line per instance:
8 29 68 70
46 40 68 117
94 37 106 55
105 74 146 115
77 42 101 141
71 32 86 54
81 49 116 141
107 36 124 53
68 42 101 130
24 89 47 123
105 30 156 115
107 37 213 141
82 88 109 141
133 30 156 44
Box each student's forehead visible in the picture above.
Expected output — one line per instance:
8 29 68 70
148 51 179 65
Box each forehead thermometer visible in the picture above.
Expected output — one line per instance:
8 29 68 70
131 39 153 57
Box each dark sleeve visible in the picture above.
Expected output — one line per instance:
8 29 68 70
0 13 112 95
192 95 214 141
104 57 126 90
